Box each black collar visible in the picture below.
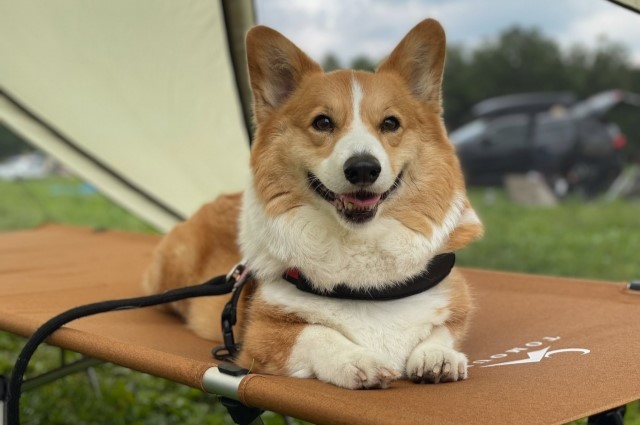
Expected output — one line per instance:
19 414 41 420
282 253 455 301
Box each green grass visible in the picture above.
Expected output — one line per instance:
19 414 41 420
458 189 640 281
0 178 638 424
0 341 233 425
0 178 156 233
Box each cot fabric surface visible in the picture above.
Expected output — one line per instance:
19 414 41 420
1 225 638 425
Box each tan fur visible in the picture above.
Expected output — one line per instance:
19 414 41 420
235 299 306 374
250 71 360 217
143 19 484 386
444 222 485 252
440 269 474 343
142 193 245 341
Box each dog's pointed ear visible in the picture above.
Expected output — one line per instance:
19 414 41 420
246 26 322 125
377 19 446 109
443 200 484 252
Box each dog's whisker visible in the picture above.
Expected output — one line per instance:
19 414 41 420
404 173 422 194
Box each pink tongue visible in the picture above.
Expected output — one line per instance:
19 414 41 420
341 193 382 208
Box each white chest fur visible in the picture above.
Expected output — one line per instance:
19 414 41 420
239 182 464 292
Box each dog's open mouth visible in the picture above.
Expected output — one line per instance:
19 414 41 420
308 172 402 224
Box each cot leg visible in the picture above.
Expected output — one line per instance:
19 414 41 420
20 356 103 392
1 374 7 425
219 397 265 425
588 405 626 425
1 356 102 425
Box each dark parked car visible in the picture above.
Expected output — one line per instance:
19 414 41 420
450 90 639 196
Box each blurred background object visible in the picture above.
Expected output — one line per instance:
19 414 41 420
0 152 63 181
450 89 639 198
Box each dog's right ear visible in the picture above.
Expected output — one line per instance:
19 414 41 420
377 19 446 111
246 26 322 125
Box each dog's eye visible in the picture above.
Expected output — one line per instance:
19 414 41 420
381 116 400 132
312 115 334 132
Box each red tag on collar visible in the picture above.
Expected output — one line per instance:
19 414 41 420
284 268 300 281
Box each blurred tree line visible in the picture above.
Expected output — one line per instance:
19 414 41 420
323 26 640 158
0 124 30 160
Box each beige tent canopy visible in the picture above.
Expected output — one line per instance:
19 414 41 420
609 0 640 12
0 0 253 232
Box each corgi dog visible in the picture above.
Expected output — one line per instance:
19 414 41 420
143 18 483 389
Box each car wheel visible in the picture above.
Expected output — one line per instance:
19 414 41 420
567 161 620 198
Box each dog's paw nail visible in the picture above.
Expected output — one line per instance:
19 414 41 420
375 368 399 388
381 368 400 380
357 370 368 382
407 345 468 384
458 363 466 377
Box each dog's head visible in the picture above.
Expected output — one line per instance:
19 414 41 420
245 19 482 253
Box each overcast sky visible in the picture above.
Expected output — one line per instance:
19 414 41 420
254 0 640 66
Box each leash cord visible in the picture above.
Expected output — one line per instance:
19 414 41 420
6 274 232 425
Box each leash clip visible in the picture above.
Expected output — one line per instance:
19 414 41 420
213 262 252 361
226 261 250 287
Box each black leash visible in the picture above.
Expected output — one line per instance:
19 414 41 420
6 273 236 425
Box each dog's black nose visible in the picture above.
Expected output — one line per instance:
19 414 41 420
343 154 381 185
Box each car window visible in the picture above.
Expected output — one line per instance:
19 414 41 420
535 117 575 146
449 119 487 145
487 114 530 147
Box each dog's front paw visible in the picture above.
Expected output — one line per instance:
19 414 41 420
319 350 400 389
406 344 468 384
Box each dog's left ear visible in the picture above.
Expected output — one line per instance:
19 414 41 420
443 200 484 252
377 18 446 109
246 26 323 125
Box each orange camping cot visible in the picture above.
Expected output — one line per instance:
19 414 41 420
0 225 638 424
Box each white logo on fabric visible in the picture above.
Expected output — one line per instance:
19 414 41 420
468 336 590 368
